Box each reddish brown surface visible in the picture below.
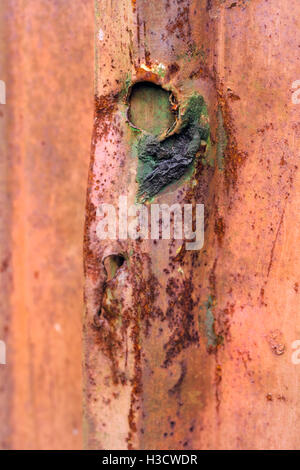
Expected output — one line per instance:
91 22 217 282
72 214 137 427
85 0 300 450
0 0 299 451
0 0 94 449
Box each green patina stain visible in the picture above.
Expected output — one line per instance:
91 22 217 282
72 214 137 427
176 42 206 63
204 296 218 347
132 92 209 202
199 295 223 348
201 134 214 167
217 106 227 170
120 73 132 99
155 63 166 78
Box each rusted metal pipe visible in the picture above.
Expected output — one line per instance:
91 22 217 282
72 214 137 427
83 0 300 450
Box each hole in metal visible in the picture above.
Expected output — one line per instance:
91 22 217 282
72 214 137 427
103 254 125 282
128 82 176 136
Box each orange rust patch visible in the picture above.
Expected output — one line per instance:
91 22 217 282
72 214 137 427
134 67 163 85
267 330 286 356
94 92 119 139
217 87 248 189
214 216 225 245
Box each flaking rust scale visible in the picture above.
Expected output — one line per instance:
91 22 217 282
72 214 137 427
85 0 300 451
84 8 217 447
134 93 210 202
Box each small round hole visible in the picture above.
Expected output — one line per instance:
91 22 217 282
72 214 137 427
128 82 176 136
103 254 125 281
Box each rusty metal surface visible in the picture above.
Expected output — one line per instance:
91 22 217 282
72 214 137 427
0 0 94 449
0 1 12 449
84 0 300 450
